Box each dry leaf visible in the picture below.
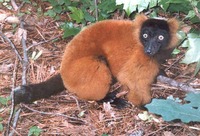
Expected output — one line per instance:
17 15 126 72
163 131 175 136
103 102 115 118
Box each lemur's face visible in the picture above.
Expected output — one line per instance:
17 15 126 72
140 19 171 56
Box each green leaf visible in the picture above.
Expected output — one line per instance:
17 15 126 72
185 10 196 19
116 0 137 16
184 93 200 108
116 0 153 15
159 0 170 11
83 11 95 22
28 126 42 136
46 0 58 6
137 0 150 12
57 0 65 5
0 123 3 132
167 0 188 4
0 96 9 106
145 93 200 123
149 0 158 8
194 59 200 76
54 5 62 14
172 48 180 55
68 6 84 23
177 31 187 41
44 9 57 18
167 0 191 14
61 22 81 38
99 0 118 13
181 33 200 64
23 0 31 4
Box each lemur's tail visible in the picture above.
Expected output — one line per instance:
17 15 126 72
14 73 65 104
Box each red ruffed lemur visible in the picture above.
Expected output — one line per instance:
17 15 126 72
14 14 179 107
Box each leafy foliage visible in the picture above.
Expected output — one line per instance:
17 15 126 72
145 93 200 123
1 0 13 9
165 0 200 23
28 126 43 136
0 117 3 132
181 33 200 75
116 0 158 16
44 0 122 37
61 22 81 38
0 124 3 132
68 6 84 24
116 0 200 22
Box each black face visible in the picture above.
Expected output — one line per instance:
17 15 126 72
140 19 170 56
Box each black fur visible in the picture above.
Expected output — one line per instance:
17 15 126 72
14 74 65 104
140 19 171 56
98 90 129 109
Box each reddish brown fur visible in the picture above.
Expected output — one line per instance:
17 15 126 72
60 14 179 106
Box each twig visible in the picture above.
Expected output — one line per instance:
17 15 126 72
193 6 200 20
157 75 199 93
22 104 87 124
35 27 46 41
8 19 28 136
11 59 18 89
20 20 28 85
8 109 21 136
5 59 18 136
26 34 62 51
11 0 19 11
0 31 22 62
69 95 81 111
5 91 15 136
94 0 98 21
166 54 185 71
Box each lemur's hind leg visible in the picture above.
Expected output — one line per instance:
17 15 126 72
61 56 112 101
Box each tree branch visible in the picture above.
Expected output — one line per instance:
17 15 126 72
193 6 200 20
0 31 22 62
10 0 19 11
157 75 199 94
22 104 86 125
20 21 28 85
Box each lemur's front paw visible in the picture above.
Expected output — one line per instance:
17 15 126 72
14 86 32 104
99 91 129 109
127 92 152 107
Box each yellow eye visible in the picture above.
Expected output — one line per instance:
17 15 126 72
143 33 148 38
158 35 164 40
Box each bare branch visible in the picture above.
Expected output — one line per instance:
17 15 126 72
8 109 21 136
20 21 28 85
11 0 19 11
6 59 19 136
0 31 22 62
157 75 199 93
7 19 28 136
193 6 200 20
26 34 62 51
